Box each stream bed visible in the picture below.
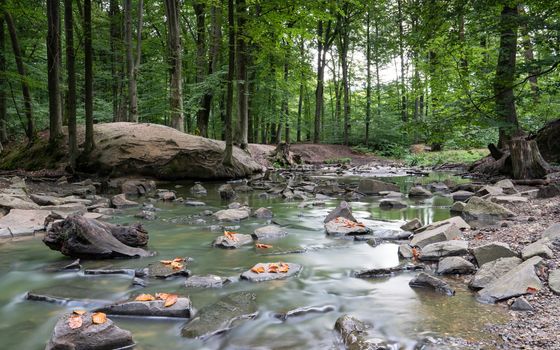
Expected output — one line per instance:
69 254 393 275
0 174 508 349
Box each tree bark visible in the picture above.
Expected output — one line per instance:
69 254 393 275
124 0 142 122
0 16 7 147
223 0 235 166
193 1 207 136
365 9 371 147
338 3 351 146
109 0 124 122
313 19 335 144
47 0 63 144
65 0 77 169
236 0 248 149
282 53 289 143
164 0 184 132
84 0 94 152
520 7 538 100
397 0 407 123
509 139 551 180
296 39 304 143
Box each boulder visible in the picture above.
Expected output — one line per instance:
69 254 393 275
469 257 522 290
134 210 157 221
400 218 422 232
98 297 192 318
419 240 469 261
462 196 515 220
213 208 250 221
477 256 543 303
409 272 455 296
521 241 553 260
489 195 528 204
145 262 191 279
408 186 433 198
537 184 560 199
472 242 518 266
542 223 560 242
190 182 208 196
30 194 62 206
121 179 156 196
323 201 357 224
410 224 461 248
240 262 302 282
398 244 414 259
45 312 134 350
227 202 242 209
185 275 225 288
253 207 273 219
451 190 474 202
77 122 262 180
426 182 449 193
379 199 408 209
157 190 176 201
218 184 236 200
494 179 517 194
111 194 140 209
476 185 504 197
416 216 470 232
437 257 476 275
450 201 466 213
334 315 373 350
0 209 51 237
548 269 560 295
43 214 151 259
252 225 288 240
357 179 399 195
212 233 253 249
0 194 39 210
324 217 370 236
181 292 258 339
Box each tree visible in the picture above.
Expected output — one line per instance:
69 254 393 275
64 0 77 168
109 0 124 122
124 0 143 122
164 0 184 132
0 13 6 150
236 0 248 149
84 0 95 152
223 0 235 166
47 0 62 144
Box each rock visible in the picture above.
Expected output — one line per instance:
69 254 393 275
437 257 476 274
190 182 208 196
45 312 134 350
537 184 560 199
213 208 250 221
535 118 560 163
495 179 517 194
184 200 206 206
0 194 40 210
218 184 236 200
379 199 408 209
240 262 302 282
399 244 414 259
134 210 157 221
510 297 533 311
30 194 62 206
132 277 146 287
410 224 461 249
354 264 424 278
450 201 466 213
462 196 515 220
274 305 336 321
121 179 156 196
97 296 192 318
400 218 422 231
472 242 518 266
371 228 411 240
542 223 560 242
451 190 474 202
357 179 399 195
181 291 258 339
334 315 372 350
253 207 273 219
145 262 191 279
417 216 470 232
469 257 522 290
212 233 253 249
408 186 433 198
409 272 455 296
426 182 449 193
419 240 469 261
234 184 253 193
252 225 288 240
185 275 225 288
323 201 357 224
548 269 560 295
324 218 370 236
0 209 51 237
111 194 140 209
489 195 528 204
43 215 151 259
476 185 504 197
228 202 242 209
477 256 543 303
157 190 176 201
521 241 553 260
84 269 135 276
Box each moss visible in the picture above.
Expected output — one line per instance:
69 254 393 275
0 138 68 171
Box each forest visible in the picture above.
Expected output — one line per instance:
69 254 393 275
0 0 558 162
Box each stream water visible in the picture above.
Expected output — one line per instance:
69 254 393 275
0 173 508 350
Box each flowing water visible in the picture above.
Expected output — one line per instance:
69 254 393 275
0 173 508 350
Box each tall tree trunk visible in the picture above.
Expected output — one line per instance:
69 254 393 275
124 0 142 122
365 9 371 147
4 9 34 141
65 0 77 168
109 0 123 122
282 54 289 143
0 16 7 147
339 4 351 146
313 20 333 144
193 1 207 136
84 0 94 152
397 0 407 123
223 0 235 166
164 0 184 132
374 17 381 132
236 0 248 149
296 39 304 143
520 7 538 100
494 4 521 147
248 62 255 143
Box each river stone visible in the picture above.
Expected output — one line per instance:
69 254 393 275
476 185 504 197
371 228 411 240
185 275 224 288
408 186 433 198
218 184 235 200
135 210 157 221
427 182 449 193
0 194 40 210
400 218 422 232
121 179 156 196
30 194 62 206
477 256 543 303
410 224 461 249
0 209 50 237
419 240 469 261
399 244 414 259
45 311 134 350
437 257 476 274
213 208 250 221
181 291 258 339
417 216 470 232
537 183 560 199
510 297 533 311
252 225 288 240
190 183 207 196
409 272 455 296
451 190 474 202
495 179 517 194
469 257 522 290
355 264 424 278
334 314 372 350
184 200 206 206
157 190 176 201
462 196 515 220
490 195 528 204
542 223 560 242
324 201 357 224
97 297 192 318
548 269 560 295
521 241 553 260
324 218 370 236
379 199 408 209
358 179 399 195
472 242 518 266
253 207 273 219
212 233 253 249
450 201 466 213
240 262 302 282
111 194 140 209
274 305 336 321
145 262 191 278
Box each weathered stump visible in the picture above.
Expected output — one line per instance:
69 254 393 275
268 142 296 167
509 139 552 179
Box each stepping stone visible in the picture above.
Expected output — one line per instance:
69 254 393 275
409 272 455 296
240 262 302 282
97 296 192 318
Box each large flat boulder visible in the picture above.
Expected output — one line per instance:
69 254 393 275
462 197 515 220
324 217 370 236
419 240 469 261
252 225 288 240
78 122 263 179
358 179 399 195
410 223 461 248
98 296 192 318
213 208 251 221
0 194 39 210
212 233 253 249
469 257 522 290
437 257 476 275
0 209 51 237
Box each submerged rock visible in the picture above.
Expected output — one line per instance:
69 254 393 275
252 225 288 240
379 199 408 209
274 305 336 321
469 257 522 290
190 182 208 196
358 179 399 195
185 275 225 288
218 184 236 201
181 291 258 339
355 264 424 278
253 207 273 219
97 296 192 318
212 233 253 249
409 272 455 296
240 262 302 282
213 208 251 221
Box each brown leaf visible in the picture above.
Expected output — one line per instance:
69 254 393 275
256 243 273 249
92 312 107 325
73 309 87 315
160 260 173 265
68 315 83 329
526 286 539 294
164 294 178 307
155 292 170 301
135 293 156 301
278 263 289 273
173 257 184 263
251 265 266 274
170 261 183 270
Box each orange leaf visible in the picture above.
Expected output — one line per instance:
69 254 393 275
155 293 170 300
526 286 538 294
160 260 173 265
170 261 183 270
135 293 156 302
256 243 273 249
92 312 107 325
73 309 86 315
68 315 83 329
412 248 420 260
173 257 184 263
278 263 289 273
251 265 266 274
164 294 178 307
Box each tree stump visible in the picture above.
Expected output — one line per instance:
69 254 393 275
268 142 295 167
509 138 552 179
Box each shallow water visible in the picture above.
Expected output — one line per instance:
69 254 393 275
0 175 507 350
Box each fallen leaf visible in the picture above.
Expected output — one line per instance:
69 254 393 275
173 257 184 263
170 261 183 270
251 265 266 274
92 312 107 324
68 315 83 329
155 293 170 300
135 293 156 301
164 294 178 307
224 231 239 241
278 263 289 273
268 263 279 273
526 286 539 294
412 247 420 260
256 243 272 249
160 260 173 265
73 309 87 315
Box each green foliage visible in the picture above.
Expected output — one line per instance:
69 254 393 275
403 149 489 167
323 157 351 164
